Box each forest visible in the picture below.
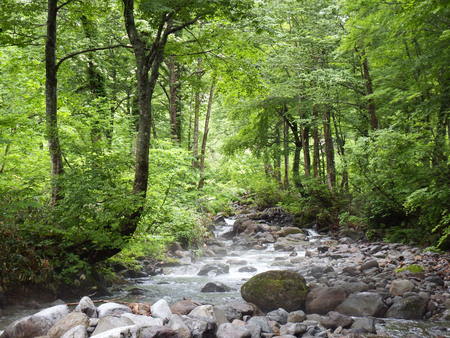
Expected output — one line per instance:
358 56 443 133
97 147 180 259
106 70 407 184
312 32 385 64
0 0 449 299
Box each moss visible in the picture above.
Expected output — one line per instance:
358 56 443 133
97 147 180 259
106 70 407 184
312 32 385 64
395 264 425 274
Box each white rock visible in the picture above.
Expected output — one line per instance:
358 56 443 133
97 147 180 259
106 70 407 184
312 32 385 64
75 296 98 318
150 299 172 322
97 302 131 318
189 305 228 325
120 313 163 326
91 315 133 336
168 314 191 338
90 325 137 338
61 325 88 338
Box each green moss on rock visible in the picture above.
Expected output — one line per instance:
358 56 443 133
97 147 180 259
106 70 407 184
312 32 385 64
395 264 424 274
240 270 308 312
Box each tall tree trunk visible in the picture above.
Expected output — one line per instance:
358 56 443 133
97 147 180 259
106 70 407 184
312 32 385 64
198 77 215 189
312 106 321 178
274 121 282 184
302 126 311 176
46 0 64 205
283 118 289 188
332 110 349 191
322 108 336 190
192 59 203 168
167 56 182 143
290 121 302 188
361 50 378 130
433 70 450 167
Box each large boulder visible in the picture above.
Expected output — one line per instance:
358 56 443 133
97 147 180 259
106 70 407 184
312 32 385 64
389 279 415 296
91 316 133 336
305 287 347 315
201 282 231 293
47 312 89 338
167 314 191 338
170 299 201 315
189 305 228 326
0 305 69 338
151 299 172 322
335 292 387 317
97 303 131 318
241 270 308 312
74 297 97 318
385 294 427 320
60 325 88 338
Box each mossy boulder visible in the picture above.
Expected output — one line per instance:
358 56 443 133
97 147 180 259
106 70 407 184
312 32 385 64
240 270 308 312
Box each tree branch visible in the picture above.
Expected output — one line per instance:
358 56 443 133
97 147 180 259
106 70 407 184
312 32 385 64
56 44 130 71
57 0 79 11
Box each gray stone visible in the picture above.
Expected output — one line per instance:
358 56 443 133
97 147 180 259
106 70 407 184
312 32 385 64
386 294 428 319
61 325 88 338
361 260 379 271
75 296 98 318
0 305 69 338
351 317 376 333
151 299 172 322
182 315 216 338
238 266 257 273
305 287 347 315
266 308 289 324
167 314 191 338
170 299 201 315
319 311 353 329
279 322 307 336
287 310 306 323
336 292 387 317
216 323 251 338
97 303 131 318
197 263 229 276
48 312 89 338
91 316 133 336
189 305 228 325
120 313 163 326
201 282 231 293
247 316 272 333
389 279 415 296
216 304 242 322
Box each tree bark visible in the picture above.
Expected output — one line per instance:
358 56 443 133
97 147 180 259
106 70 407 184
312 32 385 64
283 117 289 189
274 121 282 184
167 56 182 143
45 0 64 205
198 77 216 188
312 106 321 178
192 59 203 168
322 108 336 190
361 50 378 130
302 126 311 176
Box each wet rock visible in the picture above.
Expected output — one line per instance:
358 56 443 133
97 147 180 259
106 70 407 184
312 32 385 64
182 315 217 337
210 246 228 256
201 282 232 293
389 279 415 296
361 260 379 271
91 316 133 336
167 314 191 338
0 305 69 338
266 308 289 324
170 299 202 315
197 263 230 276
287 310 306 323
217 323 251 338
334 281 369 294
137 326 178 338
239 266 257 273
279 322 307 336
307 265 334 278
97 303 131 318
128 287 145 296
216 304 242 322
351 317 376 333
60 325 88 338
189 305 228 325
247 316 272 333
121 313 163 326
305 287 347 315
274 240 295 251
385 293 428 319
227 259 248 265
229 302 255 317
342 266 360 276
47 312 89 338
319 311 353 329
424 275 444 287
241 270 308 312
277 227 303 237
151 299 172 322
75 296 97 318
335 292 387 317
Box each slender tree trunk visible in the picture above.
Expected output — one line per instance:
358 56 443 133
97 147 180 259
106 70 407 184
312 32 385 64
274 122 282 184
332 111 349 191
433 71 450 167
312 106 321 178
323 108 336 190
46 0 64 205
289 121 302 188
192 89 201 168
283 118 289 188
302 126 311 176
0 143 11 174
198 78 215 189
167 56 182 143
361 50 378 130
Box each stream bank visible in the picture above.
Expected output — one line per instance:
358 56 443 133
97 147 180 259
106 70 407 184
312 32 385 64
1 207 449 337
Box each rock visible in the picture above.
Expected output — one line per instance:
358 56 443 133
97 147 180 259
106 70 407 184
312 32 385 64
61 325 88 338
189 305 228 325
441 309 450 321
277 227 303 237
287 310 306 323
274 241 295 252
241 270 309 312
227 259 248 265
0 305 69 338
389 279 415 296
121 313 163 326
128 288 145 296
201 282 232 293
47 312 89 338
361 260 379 271
197 263 229 276
334 281 369 294
217 323 251 338
216 305 242 322
91 316 133 336
385 293 428 319
279 323 307 336
75 296 98 318
342 266 360 276
90 325 135 338
319 311 353 329
247 316 272 333
128 302 151 316
167 314 191 338
151 299 172 322
239 266 257 273
305 287 347 315
351 317 376 333
182 315 217 337
170 299 202 315
97 303 131 318
307 265 334 278
335 292 387 317
266 308 289 324
229 302 255 317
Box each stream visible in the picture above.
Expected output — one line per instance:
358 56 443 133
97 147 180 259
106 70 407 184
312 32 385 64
1 217 449 337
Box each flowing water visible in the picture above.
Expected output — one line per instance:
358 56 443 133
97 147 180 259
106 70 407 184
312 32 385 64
1 218 449 337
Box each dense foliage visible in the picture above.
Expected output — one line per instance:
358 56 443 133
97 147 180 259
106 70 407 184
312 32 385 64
0 0 448 296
